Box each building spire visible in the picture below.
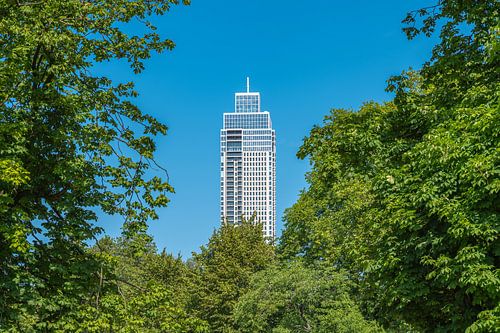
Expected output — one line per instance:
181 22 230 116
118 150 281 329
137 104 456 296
246 77 250 93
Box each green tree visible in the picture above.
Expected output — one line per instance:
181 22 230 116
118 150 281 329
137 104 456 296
278 102 411 330
375 1 499 330
190 219 275 332
233 261 383 333
0 0 188 329
278 102 393 275
279 1 499 331
64 236 208 333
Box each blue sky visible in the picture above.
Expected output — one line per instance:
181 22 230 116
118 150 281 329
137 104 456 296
96 0 438 257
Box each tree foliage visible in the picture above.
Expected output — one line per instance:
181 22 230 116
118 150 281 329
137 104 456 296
66 237 208 333
233 262 382 333
0 0 187 329
190 219 275 333
279 0 499 331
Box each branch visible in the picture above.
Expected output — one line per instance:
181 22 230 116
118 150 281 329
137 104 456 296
111 277 147 292
406 4 441 16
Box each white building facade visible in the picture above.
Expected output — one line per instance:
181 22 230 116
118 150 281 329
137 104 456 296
220 78 276 239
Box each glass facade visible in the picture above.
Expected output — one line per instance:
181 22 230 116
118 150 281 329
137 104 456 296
224 112 270 129
220 80 276 240
235 93 260 113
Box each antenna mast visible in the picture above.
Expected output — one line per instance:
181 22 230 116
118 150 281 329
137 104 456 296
246 77 250 93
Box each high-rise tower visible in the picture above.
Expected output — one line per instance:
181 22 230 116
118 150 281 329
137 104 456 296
220 78 276 239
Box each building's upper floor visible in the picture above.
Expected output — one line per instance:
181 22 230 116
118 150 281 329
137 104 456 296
234 77 260 113
223 78 272 130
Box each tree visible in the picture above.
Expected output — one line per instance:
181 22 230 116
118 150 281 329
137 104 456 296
233 262 383 333
278 102 413 330
278 102 393 275
279 1 499 331
375 1 499 330
190 219 275 332
0 0 188 329
63 236 208 333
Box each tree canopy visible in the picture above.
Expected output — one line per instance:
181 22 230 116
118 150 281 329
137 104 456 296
233 262 382 333
190 219 275 332
279 0 499 331
0 0 187 329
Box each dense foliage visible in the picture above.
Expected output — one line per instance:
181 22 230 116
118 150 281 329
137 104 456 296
0 0 187 330
280 0 499 331
59 237 207 332
233 262 382 333
190 219 275 333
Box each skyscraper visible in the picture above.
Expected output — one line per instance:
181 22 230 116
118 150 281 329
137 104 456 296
220 78 276 239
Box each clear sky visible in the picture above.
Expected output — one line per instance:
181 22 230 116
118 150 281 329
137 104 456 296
96 0 438 257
